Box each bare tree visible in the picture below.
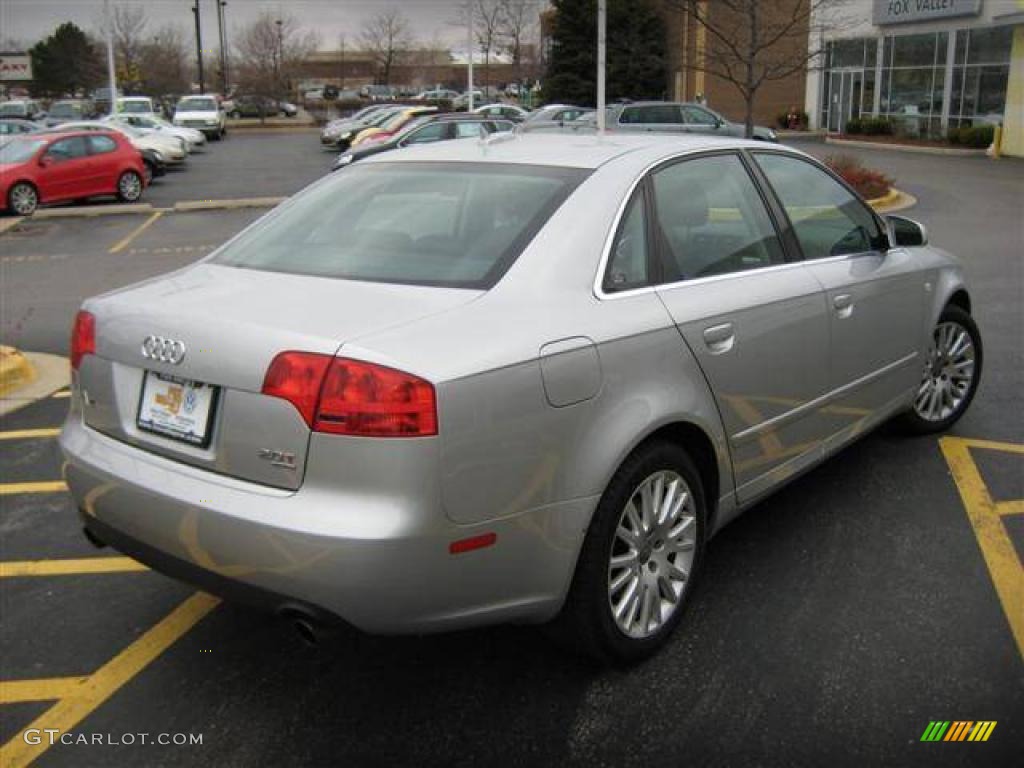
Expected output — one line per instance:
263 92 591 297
139 24 190 99
499 0 538 84
359 8 412 86
668 0 852 137
111 4 147 92
235 12 318 102
457 0 506 93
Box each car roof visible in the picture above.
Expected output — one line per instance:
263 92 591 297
365 132 800 170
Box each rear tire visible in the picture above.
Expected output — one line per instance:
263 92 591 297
7 182 38 215
116 171 143 203
900 305 982 434
549 440 706 665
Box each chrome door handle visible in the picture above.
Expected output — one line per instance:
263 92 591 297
703 322 735 354
833 293 854 319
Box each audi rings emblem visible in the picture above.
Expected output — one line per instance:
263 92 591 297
141 335 187 365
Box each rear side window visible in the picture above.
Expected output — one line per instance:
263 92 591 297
754 153 883 259
454 121 485 139
651 154 785 280
88 135 118 154
604 189 649 292
213 163 589 289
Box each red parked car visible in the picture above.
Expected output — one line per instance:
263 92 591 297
0 130 147 215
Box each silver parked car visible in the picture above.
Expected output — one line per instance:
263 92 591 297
576 101 778 141
61 134 982 663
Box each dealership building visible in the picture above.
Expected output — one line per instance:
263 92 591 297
806 0 1024 154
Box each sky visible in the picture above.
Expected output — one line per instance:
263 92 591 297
0 0 511 52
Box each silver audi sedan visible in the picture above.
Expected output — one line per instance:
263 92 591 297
61 134 982 663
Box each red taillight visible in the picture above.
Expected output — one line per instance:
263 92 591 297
70 311 95 371
261 352 332 426
262 353 437 438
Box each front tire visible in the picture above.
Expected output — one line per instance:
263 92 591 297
551 441 706 664
7 182 38 215
900 304 982 434
117 171 143 203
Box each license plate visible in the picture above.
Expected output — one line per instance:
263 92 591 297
136 372 218 447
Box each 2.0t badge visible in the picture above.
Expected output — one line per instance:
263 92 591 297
141 335 187 365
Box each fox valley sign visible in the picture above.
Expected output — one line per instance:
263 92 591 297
873 0 982 26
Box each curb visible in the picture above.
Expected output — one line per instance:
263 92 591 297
0 346 36 398
0 350 70 417
173 197 286 212
867 187 917 214
34 204 155 219
825 137 986 157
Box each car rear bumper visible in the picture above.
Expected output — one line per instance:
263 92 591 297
60 416 593 634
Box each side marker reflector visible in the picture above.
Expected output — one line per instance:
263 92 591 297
449 533 497 555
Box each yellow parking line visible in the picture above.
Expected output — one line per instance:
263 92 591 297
0 557 148 578
939 437 1024 659
0 592 220 768
0 481 67 495
995 500 1023 516
108 210 163 254
0 677 88 704
51 390 71 399
0 428 61 441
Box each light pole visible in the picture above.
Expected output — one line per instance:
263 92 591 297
466 3 474 110
275 18 283 99
103 0 116 114
192 0 205 94
217 0 229 95
597 0 606 133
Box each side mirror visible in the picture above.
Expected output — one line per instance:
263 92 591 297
38 155 53 167
886 214 927 247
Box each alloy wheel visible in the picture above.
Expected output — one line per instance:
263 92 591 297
119 172 142 202
607 470 697 639
914 320 976 422
9 183 37 215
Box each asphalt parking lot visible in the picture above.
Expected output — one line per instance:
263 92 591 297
1 132 1021 767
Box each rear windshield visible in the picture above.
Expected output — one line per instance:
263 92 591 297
212 162 589 289
120 99 152 113
50 103 83 118
0 138 45 163
0 103 27 116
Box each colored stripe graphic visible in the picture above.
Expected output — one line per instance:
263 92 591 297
920 721 950 741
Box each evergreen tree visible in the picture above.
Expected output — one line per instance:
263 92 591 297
29 23 104 98
545 0 666 105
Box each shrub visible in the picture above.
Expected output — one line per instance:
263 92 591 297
956 124 995 148
947 127 962 144
824 154 893 200
776 110 809 130
860 117 892 136
845 117 862 134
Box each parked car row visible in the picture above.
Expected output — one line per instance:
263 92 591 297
0 93 236 215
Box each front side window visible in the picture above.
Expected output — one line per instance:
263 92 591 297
651 154 785 281
46 136 89 161
604 189 649 292
681 106 718 125
213 162 589 289
404 123 448 145
754 153 882 259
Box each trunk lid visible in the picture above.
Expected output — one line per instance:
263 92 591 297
78 264 479 489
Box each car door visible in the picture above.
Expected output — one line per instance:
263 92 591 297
86 134 121 193
37 136 93 202
751 152 925 447
647 152 833 502
680 105 725 136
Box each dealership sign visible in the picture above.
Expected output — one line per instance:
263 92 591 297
873 0 982 25
0 54 32 81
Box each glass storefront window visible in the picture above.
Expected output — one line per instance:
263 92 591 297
888 69 937 115
967 27 1013 64
862 69 876 115
831 38 866 68
936 31 948 66
958 65 1010 118
891 33 937 67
